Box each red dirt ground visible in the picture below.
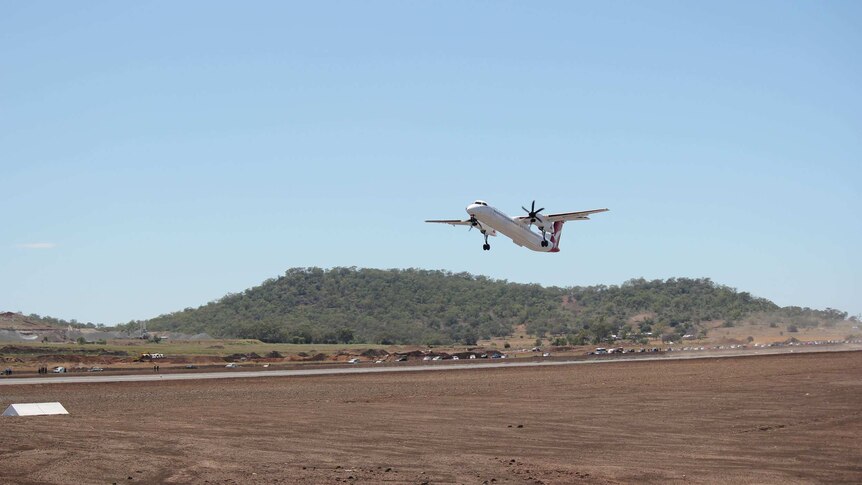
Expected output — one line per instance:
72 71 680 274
1 351 860 484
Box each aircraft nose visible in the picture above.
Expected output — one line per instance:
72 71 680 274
466 201 488 215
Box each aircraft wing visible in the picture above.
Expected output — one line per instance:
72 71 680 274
544 208 609 222
426 218 497 236
513 208 609 225
425 219 473 226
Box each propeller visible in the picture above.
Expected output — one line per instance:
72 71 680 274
521 200 545 227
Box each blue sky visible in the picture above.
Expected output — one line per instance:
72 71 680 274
2 1 860 324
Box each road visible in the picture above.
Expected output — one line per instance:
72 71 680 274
1 346 856 385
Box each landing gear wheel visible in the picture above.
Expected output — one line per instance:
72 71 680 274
483 243 490 251
541 240 549 248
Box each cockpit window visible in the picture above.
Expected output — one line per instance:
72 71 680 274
473 200 488 206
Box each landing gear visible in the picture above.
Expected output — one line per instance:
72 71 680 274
482 232 490 251
540 229 548 247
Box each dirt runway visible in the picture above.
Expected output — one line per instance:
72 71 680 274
1 351 860 484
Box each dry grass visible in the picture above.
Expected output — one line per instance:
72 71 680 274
706 320 858 344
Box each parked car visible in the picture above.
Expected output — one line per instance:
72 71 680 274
52 366 66 373
225 363 238 368
185 364 198 369
348 358 361 364
396 356 408 362
88 367 104 372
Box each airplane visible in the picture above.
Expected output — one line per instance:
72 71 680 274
426 200 608 252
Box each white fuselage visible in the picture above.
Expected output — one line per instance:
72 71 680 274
466 202 561 252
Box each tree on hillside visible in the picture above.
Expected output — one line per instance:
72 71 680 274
132 268 847 345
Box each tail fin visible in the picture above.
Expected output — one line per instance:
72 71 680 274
549 221 564 252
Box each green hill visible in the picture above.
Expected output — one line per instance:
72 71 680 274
126 267 851 345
